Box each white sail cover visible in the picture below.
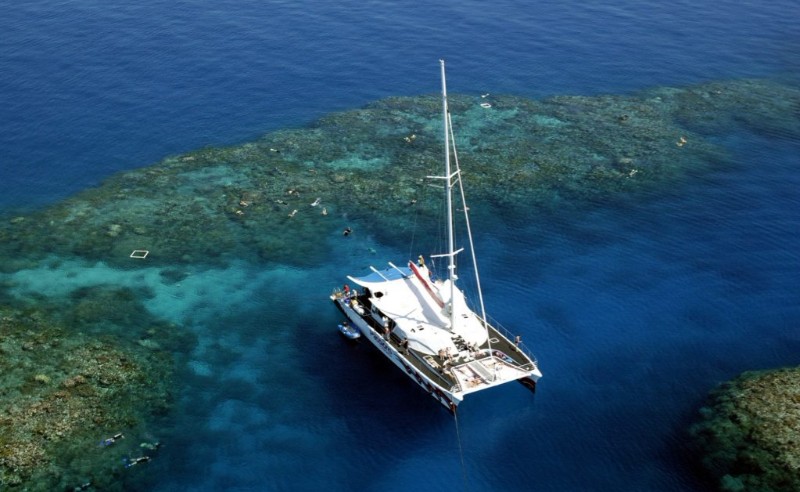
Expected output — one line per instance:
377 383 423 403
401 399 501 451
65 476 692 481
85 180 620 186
348 264 488 356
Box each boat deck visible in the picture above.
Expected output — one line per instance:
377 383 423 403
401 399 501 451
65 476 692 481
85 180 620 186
346 292 536 394
348 293 455 389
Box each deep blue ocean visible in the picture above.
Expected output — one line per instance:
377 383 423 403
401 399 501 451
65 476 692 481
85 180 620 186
1 0 799 490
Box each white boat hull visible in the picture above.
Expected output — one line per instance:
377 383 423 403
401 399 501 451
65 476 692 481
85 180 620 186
333 296 462 413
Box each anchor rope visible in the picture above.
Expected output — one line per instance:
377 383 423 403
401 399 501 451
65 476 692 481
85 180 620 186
454 412 470 492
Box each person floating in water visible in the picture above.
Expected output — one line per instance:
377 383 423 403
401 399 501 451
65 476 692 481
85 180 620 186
140 441 162 451
101 433 124 447
343 226 352 236
72 481 92 491
124 455 151 468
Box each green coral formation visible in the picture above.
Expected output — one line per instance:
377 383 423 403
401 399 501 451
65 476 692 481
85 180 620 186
691 367 800 491
0 302 179 490
1 78 798 268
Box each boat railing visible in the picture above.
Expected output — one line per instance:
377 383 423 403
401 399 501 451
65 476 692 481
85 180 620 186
479 314 538 367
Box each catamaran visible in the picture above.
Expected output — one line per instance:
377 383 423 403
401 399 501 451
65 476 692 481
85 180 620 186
331 60 542 413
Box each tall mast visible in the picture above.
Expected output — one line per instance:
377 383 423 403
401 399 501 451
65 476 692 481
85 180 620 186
440 59 456 321
439 62 493 361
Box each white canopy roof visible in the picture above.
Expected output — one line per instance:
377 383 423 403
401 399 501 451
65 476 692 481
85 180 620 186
348 264 488 355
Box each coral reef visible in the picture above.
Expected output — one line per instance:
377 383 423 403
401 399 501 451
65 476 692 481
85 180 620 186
0 303 179 491
690 367 800 491
0 78 797 269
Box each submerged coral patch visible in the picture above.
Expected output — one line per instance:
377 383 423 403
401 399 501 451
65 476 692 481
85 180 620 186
690 367 800 491
0 78 797 270
0 305 177 490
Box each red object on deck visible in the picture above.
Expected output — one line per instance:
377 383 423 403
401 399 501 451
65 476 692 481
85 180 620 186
408 261 444 308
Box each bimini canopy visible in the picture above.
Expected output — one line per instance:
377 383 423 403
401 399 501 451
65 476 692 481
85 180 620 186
348 264 488 355
348 264 450 332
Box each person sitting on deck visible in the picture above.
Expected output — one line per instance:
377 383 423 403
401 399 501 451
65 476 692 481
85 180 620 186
350 298 364 315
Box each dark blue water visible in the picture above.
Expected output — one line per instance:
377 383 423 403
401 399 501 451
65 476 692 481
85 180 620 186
2 0 798 490
2 0 797 210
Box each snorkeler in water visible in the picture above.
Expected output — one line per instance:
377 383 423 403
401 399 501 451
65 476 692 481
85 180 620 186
140 441 162 451
100 433 124 447
124 455 152 468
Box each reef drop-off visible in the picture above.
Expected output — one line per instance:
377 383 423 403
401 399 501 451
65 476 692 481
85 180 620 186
690 367 800 492
1 77 798 270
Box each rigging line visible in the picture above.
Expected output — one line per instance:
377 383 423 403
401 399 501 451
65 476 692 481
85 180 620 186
409 152 436 260
454 411 471 492
407 193 420 261
447 110 493 360
410 165 438 262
